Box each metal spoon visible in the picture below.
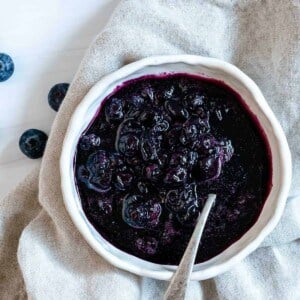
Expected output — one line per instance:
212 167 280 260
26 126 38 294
164 194 216 300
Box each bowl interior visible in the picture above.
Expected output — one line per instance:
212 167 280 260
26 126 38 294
61 56 291 280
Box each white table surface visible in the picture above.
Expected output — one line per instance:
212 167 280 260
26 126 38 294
0 0 120 199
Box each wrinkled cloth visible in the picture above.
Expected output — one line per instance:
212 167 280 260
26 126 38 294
1 0 300 299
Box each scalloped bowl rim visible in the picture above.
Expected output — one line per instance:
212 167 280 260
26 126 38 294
60 55 292 280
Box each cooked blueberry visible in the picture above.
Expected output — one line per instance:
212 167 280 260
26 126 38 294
117 118 143 136
164 166 188 185
180 120 198 145
141 85 155 102
89 170 112 191
105 98 124 122
165 183 200 226
122 195 162 229
145 164 161 181
115 170 134 190
176 204 199 226
165 189 182 212
48 83 69 111
0 53 14 82
87 196 113 216
77 165 90 184
167 124 182 147
19 129 48 159
79 134 101 151
135 237 158 255
152 120 169 133
187 151 198 168
140 135 159 161
129 95 144 108
87 150 110 171
169 152 187 166
83 150 112 191
184 92 206 111
137 181 150 194
193 134 217 153
198 156 222 181
165 101 189 119
118 134 140 157
162 85 176 100
220 139 234 162
110 152 124 168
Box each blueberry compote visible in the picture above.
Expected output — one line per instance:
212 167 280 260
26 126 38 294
74 74 272 265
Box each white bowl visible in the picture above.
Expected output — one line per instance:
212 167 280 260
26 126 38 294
60 55 292 280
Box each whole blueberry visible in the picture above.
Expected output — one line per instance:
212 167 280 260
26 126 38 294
118 134 140 157
19 129 48 159
48 83 69 111
122 194 161 229
105 98 124 122
0 53 14 82
79 134 101 151
164 166 188 185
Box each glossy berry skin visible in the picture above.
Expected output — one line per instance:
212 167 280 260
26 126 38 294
122 195 162 229
79 134 101 151
19 129 48 159
48 83 69 111
0 53 14 82
118 134 140 157
105 98 124 122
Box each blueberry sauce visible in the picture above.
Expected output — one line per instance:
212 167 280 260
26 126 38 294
74 73 272 265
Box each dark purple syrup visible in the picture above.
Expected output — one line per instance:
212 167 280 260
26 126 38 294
74 73 272 265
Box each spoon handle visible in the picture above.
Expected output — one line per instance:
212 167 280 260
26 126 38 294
164 194 216 300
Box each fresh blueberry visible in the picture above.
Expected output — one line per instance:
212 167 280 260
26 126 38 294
19 129 48 159
0 53 14 82
79 134 101 151
105 98 124 122
135 237 158 255
122 195 161 229
48 83 69 111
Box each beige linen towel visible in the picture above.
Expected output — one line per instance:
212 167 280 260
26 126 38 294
1 0 300 299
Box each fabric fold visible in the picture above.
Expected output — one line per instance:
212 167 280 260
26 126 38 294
1 0 299 299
